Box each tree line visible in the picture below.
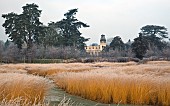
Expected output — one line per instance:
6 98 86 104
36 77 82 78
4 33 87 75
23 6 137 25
2 3 89 50
1 3 90 62
1 3 170 63
107 25 170 60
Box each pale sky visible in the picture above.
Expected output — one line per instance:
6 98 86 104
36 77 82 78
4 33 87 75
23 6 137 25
0 0 170 45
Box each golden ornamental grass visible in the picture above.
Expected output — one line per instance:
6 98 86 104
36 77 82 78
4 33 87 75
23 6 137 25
0 63 93 76
54 63 170 106
0 73 53 105
26 68 89 77
1 61 169 105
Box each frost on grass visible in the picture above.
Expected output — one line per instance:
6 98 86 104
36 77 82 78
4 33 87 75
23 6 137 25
0 73 53 105
54 62 170 106
0 96 75 106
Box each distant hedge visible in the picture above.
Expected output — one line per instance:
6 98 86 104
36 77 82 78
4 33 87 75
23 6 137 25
32 59 63 63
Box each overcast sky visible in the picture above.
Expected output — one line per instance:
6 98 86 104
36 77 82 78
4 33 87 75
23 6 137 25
0 0 170 45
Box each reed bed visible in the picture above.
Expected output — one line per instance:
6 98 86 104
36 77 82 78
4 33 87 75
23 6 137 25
1 61 170 105
24 62 137 77
54 63 170 106
0 63 93 76
0 73 53 105
0 65 27 74
26 68 90 77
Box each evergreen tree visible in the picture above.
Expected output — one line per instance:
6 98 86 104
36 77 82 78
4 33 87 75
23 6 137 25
2 3 42 49
140 25 169 50
53 8 89 49
110 36 125 51
131 33 149 60
36 23 60 48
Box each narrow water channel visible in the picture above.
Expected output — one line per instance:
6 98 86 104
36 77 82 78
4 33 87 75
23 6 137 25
45 87 149 106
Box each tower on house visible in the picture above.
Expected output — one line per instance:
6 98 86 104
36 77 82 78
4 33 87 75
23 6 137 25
85 34 107 56
100 34 106 50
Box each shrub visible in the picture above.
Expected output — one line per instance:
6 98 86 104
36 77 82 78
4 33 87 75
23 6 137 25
32 59 63 63
83 58 96 63
115 57 130 62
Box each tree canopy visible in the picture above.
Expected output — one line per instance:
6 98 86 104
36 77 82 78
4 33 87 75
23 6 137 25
2 3 170 61
55 8 90 49
141 25 168 39
131 33 149 60
2 3 42 49
2 4 89 50
110 36 125 51
140 25 169 50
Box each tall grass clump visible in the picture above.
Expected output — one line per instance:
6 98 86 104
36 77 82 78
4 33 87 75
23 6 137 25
25 63 92 77
0 73 53 105
54 65 170 106
26 68 89 77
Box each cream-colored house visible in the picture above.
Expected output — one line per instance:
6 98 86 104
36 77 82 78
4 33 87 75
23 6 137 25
85 35 106 55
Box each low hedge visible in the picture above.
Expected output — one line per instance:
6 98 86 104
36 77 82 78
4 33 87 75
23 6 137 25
32 59 63 63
